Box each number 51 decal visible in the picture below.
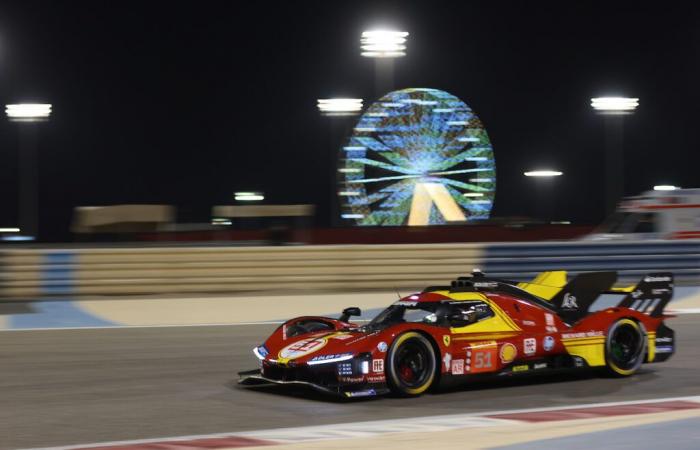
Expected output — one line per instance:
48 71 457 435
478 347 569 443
465 341 497 374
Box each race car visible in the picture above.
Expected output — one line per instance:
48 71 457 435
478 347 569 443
238 270 675 398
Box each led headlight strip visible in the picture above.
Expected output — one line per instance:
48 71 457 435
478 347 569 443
307 353 355 365
252 345 269 360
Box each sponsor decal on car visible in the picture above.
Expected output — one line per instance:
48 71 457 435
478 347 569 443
394 300 418 306
512 364 529 372
656 337 673 343
562 331 604 339
562 293 578 309
372 359 384 373
522 320 536 326
337 362 354 376
279 337 328 359
309 353 353 363
344 389 376 398
533 362 547 370
366 375 386 383
443 352 452 371
330 333 353 340
377 341 388 352
451 359 465 375
656 346 674 353
443 335 451 346
339 376 365 383
499 343 517 363
545 313 558 333
523 338 536 355
543 335 555 351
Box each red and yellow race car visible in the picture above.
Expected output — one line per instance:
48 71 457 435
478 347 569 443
238 270 675 398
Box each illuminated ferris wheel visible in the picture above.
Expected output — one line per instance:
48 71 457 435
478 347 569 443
338 88 496 226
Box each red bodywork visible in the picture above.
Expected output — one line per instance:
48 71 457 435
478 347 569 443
240 273 675 397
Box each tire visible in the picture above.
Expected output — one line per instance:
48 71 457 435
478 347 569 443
386 331 437 396
604 318 647 377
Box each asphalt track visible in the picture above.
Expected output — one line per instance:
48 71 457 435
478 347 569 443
2 316 700 450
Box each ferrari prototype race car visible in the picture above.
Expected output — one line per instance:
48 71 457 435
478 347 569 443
238 270 675 398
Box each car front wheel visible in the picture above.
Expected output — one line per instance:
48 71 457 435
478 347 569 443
386 331 437 396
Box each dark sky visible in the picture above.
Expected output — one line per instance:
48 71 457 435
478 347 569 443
0 1 698 240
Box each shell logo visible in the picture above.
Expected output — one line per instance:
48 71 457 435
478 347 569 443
279 337 328 360
500 343 517 363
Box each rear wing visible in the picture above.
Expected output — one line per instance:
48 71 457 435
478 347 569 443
549 272 617 324
541 271 674 323
442 270 674 324
614 272 674 318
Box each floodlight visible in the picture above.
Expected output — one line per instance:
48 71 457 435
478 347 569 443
361 30 408 57
591 97 638 113
524 170 563 177
317 98 363 116
6 104 52 121
653 185 679 191
234 192 264 201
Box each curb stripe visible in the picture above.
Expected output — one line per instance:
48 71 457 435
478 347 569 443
485 400 700 422
17 395 700 450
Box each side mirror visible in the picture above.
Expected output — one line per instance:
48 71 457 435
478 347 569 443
339 307 361 323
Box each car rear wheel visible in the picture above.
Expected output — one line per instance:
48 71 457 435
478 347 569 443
604 318 646 376
386 331 436 396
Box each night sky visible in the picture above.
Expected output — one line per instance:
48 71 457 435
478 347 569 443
0 1 698 241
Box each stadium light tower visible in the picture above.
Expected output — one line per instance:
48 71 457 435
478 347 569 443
317 98 363 226
6 103 52 241
361 29 408 97
591 96 638 218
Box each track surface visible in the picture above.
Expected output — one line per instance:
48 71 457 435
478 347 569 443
2 316 699 450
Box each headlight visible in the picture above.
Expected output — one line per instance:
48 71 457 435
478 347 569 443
360 360 370 374
253 345 269 360
307 353 354 365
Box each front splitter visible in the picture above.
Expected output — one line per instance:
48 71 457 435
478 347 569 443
238 369 390 398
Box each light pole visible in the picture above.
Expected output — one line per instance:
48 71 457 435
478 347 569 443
6 103 52 241
317 98 363 226
524 170 563 222
361 30 408 98
591 97 638 217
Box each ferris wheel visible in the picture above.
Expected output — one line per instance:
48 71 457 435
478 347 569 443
338 88 496 226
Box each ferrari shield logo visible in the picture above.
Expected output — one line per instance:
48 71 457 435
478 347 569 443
443 335 451 347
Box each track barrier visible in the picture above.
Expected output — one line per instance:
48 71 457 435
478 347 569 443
1 240 698 298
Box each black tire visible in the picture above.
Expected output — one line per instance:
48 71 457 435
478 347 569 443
604 318 647 377
386 331 437 396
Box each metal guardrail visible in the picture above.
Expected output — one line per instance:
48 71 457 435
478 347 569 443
0 240 698 298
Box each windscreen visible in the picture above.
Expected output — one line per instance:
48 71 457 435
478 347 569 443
368 302 441 328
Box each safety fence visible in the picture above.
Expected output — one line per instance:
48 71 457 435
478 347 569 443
0 240 698 298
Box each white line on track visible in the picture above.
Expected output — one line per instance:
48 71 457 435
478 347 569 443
17 395 700 450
